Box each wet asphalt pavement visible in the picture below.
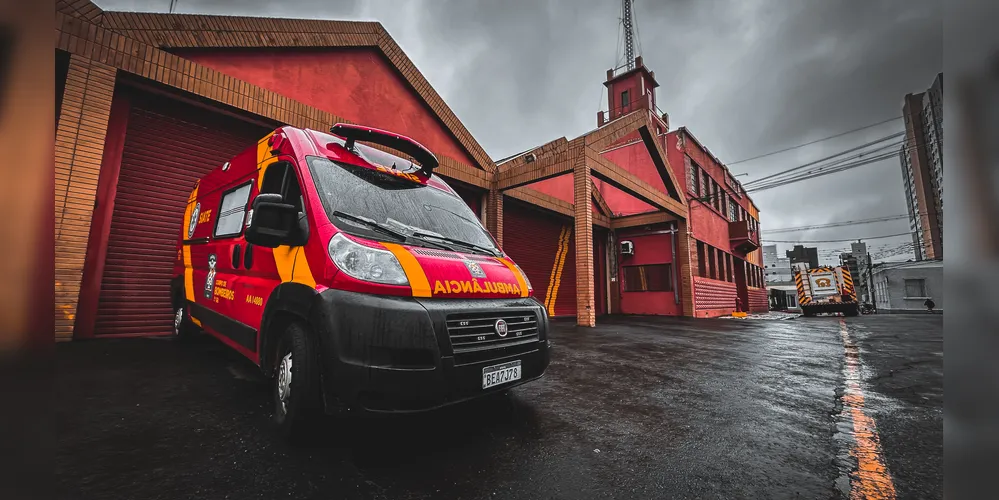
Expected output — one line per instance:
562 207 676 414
56 314 942 499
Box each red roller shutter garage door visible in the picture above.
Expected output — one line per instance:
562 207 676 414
93 91 270 336
502 199 577 317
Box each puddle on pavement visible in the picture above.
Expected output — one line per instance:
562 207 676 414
832 319 897 500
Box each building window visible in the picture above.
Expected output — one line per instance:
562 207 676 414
687 157 699 195
701 171 710 199
719 251 726 282
729 197 738 222
697 241 707 278
721 193 728 218
708 246 717 280
213 181 253 238
621 90 630 109
726 254 734 282
904 279 927 298
623 264 674 292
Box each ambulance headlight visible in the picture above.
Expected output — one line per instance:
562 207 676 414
328 233 409 286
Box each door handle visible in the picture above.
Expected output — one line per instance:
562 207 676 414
244 243 254 269
232 244 242 269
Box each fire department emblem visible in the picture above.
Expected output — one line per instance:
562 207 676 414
815 278 832 287
204 254 217 299
188 202 201 239
464 260 487 278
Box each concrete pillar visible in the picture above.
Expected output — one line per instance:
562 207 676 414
574 157 596 327
486 185 503 247
677 218 696 317
54 56 117 341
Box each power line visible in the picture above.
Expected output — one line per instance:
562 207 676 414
745 138 939 193
743 132 905 187
726 116 903 166
762 214 909 234
762 210 942 234
762 232 914 244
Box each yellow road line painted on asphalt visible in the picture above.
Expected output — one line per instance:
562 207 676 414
839 319 896 500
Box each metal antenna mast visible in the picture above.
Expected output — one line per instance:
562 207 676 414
622 0 636 70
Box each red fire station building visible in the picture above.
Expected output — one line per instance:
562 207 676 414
502 57 767 319
54 1 765 342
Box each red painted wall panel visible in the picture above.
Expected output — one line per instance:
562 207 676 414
171 47 479 168
747 287 769 313
528 175 574 206
598 141 669 216
616 227 680 316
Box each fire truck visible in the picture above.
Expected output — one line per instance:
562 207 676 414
792 262 859 317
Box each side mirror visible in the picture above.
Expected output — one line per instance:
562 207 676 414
244 193 302 248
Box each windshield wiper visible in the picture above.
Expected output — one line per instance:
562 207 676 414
332 211 454 251
331 211 408 242
411 231 499 257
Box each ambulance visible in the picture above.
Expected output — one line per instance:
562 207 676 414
792 261 860 317
171 123 551 441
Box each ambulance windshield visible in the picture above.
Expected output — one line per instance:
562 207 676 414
306 156 498 254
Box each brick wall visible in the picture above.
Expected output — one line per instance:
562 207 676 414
573 156 596 326
693 277 738 317
55 55 116 340
53 2 500 338
747 287 769 313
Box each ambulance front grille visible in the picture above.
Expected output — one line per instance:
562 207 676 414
411 248 461 259
445 311 539 363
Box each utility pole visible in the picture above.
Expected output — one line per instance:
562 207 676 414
622 0 636 70
867 252 877 312
169 0 178 13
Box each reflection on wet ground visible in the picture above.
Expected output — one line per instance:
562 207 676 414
56 314 942 499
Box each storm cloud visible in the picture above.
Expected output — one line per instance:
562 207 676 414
96 0 942 262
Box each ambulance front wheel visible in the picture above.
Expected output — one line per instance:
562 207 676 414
172 302 199 341
272 321 323 443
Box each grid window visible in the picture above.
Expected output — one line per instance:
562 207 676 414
904 279 926 298
214 182 252 238
623 264 674 292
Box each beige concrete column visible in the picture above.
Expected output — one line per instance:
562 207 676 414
676 218 696 317
55 56 117 341
486 186 503 247
574 156 596 327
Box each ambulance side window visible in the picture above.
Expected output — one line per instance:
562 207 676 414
214 181 253 239
259 162 305 213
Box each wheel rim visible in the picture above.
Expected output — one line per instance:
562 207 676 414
173 307 184 336
276 352 293 414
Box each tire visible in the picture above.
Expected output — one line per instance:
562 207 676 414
844 305 859 317
172 301 199 341
272 321 323 443
801 307 815 318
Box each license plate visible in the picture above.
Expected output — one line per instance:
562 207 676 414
482 360 522 389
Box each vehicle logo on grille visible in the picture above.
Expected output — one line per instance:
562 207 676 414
465 260 487 278
495 319 509 337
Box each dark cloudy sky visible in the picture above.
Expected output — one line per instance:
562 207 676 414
96 0 942 263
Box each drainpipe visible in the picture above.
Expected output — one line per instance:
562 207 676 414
669 225 679 305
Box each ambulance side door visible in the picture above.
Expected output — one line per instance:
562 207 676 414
232 161 309 339
207 179 255 351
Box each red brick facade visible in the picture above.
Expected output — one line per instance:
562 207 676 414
54 1 754 341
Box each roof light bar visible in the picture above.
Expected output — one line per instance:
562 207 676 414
330 123 440 178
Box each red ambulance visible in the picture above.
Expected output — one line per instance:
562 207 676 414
171 123 551 441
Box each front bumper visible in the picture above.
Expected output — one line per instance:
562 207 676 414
309 289 551 414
